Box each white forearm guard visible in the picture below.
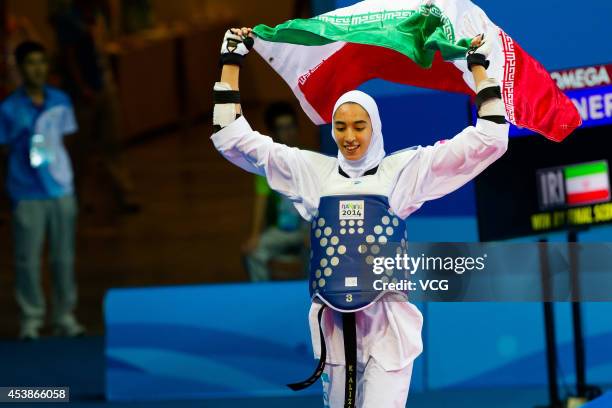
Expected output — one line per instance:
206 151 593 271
476 78 506 118
213 82 238 129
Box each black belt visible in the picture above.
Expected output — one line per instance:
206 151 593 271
342 312 357 408
287 306 357 408
287 305 327 391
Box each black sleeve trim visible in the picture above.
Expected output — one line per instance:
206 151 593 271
479 115 507 124
212 114 242 133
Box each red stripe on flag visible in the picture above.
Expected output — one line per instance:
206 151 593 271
566 189 610 205
500 31 581 142
298 43 472 123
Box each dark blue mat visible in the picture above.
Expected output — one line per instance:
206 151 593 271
0 336 105 401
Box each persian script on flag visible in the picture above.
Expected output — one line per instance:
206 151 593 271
537 160 611 210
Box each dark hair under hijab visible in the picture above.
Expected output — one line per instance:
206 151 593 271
14 41 46 66
264 101 298 131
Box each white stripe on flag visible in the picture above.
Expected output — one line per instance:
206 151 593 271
566 173 610 194
254 38 346 124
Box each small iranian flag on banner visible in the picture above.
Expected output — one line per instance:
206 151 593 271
564 161 611 206
252 0 581 141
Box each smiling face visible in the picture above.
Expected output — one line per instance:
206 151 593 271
333 102 372 161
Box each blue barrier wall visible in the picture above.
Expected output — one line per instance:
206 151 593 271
105 282 316 400
105 282 612 401
104 282 423 401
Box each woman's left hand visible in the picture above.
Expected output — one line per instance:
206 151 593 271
468 32 493 58
470 33 484 49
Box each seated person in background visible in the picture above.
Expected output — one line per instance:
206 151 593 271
0 41 85 340
242 102 309 281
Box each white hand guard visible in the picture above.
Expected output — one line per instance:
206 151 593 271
467 29 496 71
219 30 254 67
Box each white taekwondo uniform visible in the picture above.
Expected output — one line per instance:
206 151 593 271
211 90 508 407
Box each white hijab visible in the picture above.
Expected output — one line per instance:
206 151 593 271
331 90 386 178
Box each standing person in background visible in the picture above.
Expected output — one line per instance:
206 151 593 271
4 15 42 91
242 102 309 281
0 16 43 224
0 41 85 340
49 0 140 213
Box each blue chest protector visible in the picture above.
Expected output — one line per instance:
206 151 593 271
309 195 408 311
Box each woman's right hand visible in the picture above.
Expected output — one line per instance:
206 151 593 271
229 27 253 38
220 27 254 65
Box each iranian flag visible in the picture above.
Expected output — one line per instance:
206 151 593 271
252 0 581 142
565 161 611 206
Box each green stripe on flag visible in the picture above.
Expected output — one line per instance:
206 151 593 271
253 4 471 68
253 19 337 47
564 161 608 179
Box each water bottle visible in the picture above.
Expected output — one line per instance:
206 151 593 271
29 133 54 168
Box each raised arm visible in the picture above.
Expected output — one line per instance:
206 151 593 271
389 34 509 218
211 28 334 219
